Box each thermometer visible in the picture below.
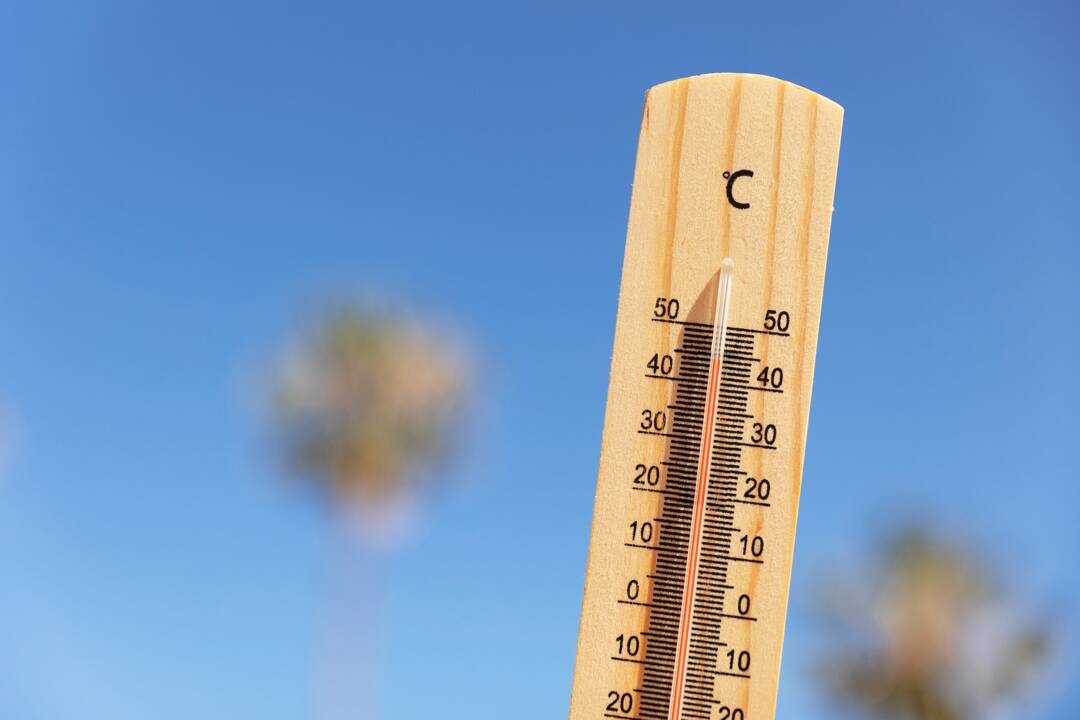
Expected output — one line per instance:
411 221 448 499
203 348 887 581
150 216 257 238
569 73 843 720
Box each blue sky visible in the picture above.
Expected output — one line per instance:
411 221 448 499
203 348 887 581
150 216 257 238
1 1 1077 718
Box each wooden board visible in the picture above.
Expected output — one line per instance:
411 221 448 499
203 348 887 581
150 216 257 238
569 73 843 720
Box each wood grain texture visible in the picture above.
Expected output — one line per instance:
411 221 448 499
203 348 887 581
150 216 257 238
569 73 842 720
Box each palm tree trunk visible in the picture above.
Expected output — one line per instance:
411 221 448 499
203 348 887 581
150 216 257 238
310 525 385 720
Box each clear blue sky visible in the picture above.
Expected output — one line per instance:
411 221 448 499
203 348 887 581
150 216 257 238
2 1 1077 718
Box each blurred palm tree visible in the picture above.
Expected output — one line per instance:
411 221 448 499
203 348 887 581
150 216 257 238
272 304 469 717
818 527 1050 720
275 305 468 538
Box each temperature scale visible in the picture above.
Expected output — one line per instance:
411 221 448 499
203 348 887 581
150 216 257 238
569 73 843 720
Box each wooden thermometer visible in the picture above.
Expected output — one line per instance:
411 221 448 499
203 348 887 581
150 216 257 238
569 74 843 720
